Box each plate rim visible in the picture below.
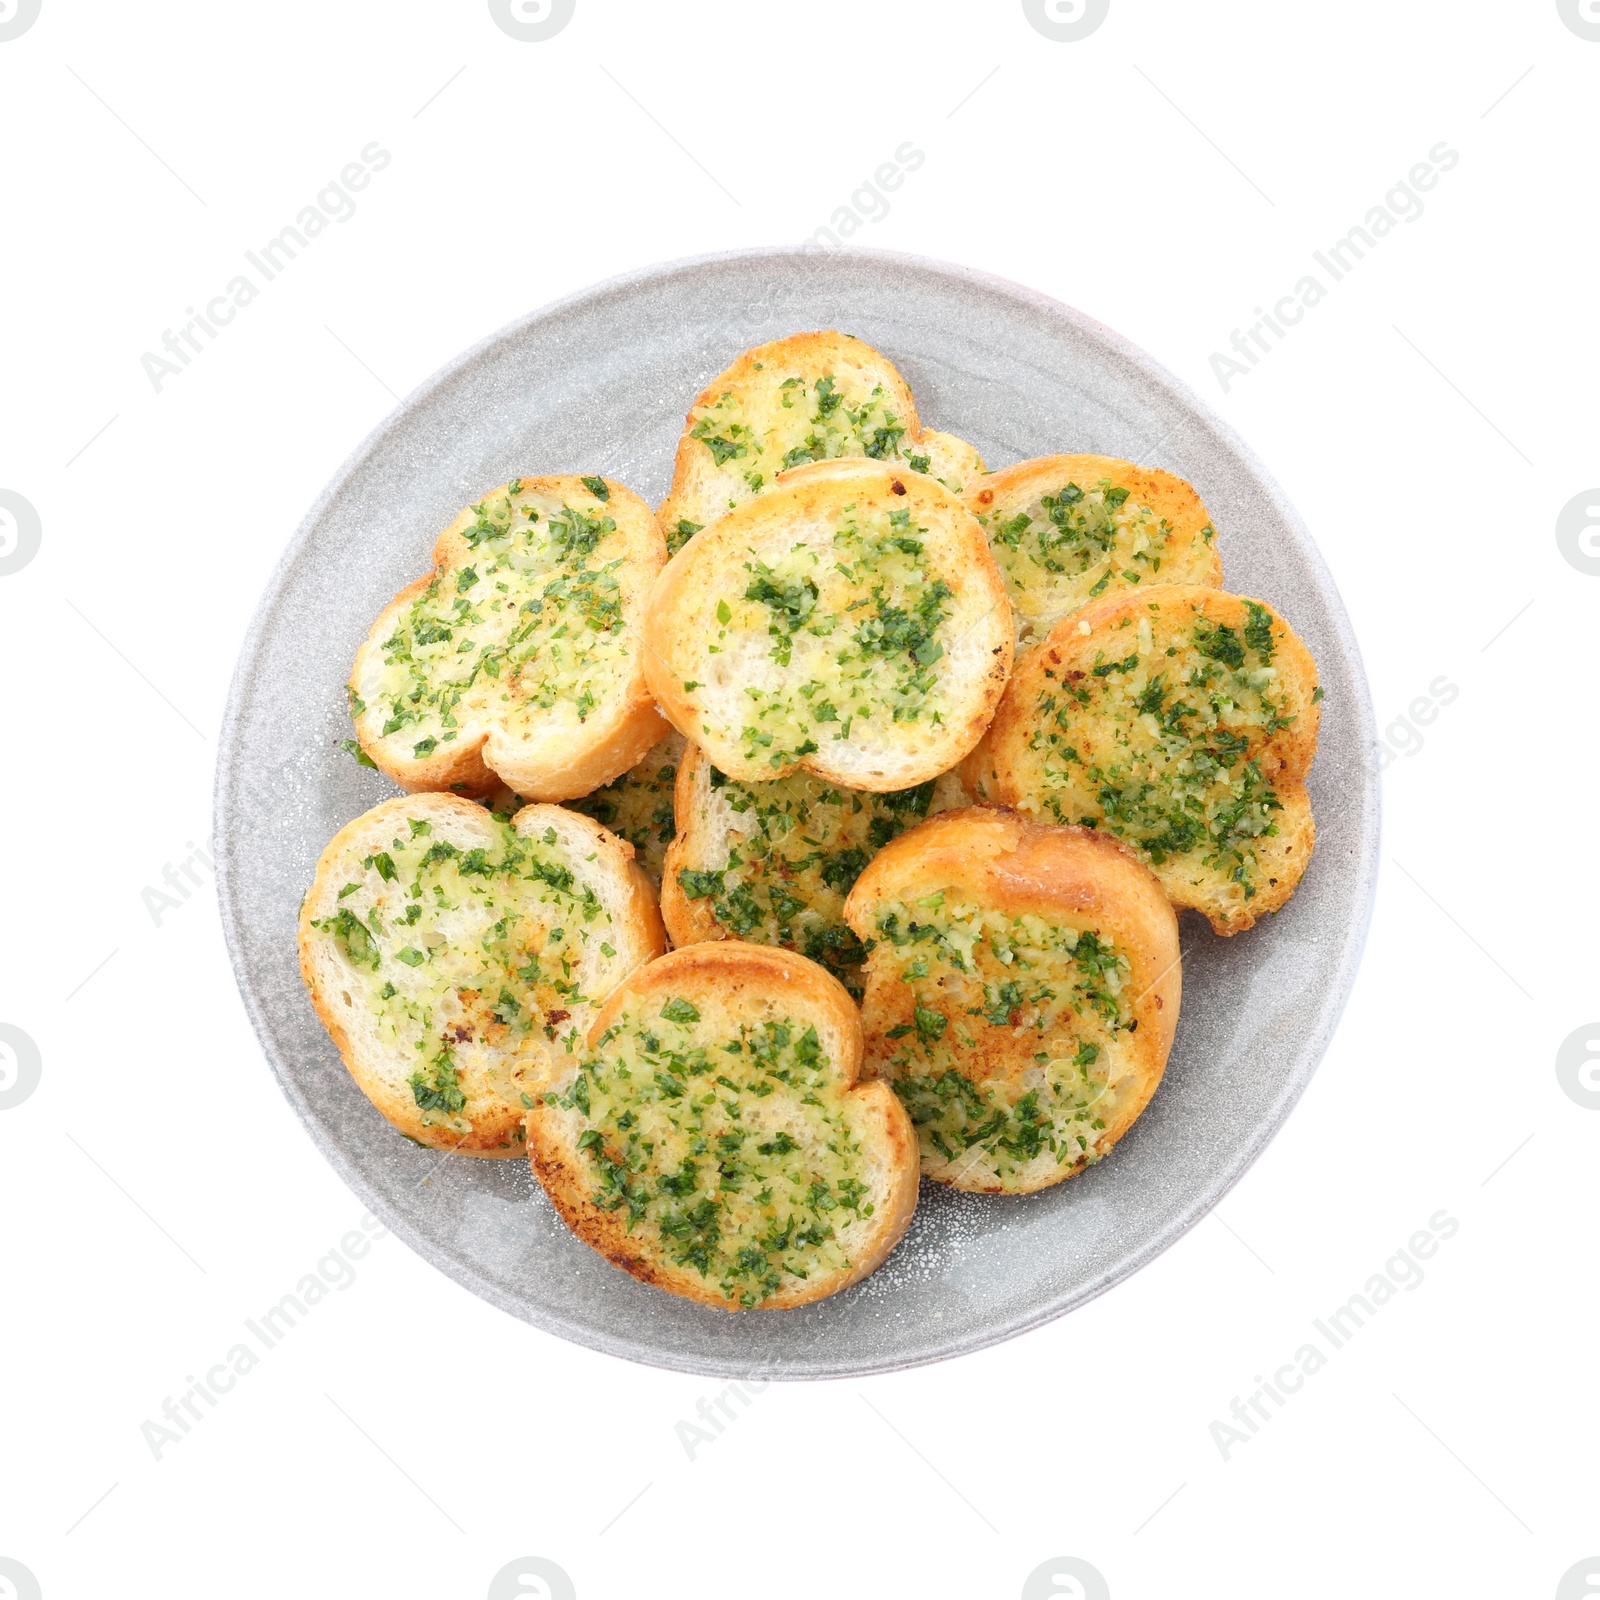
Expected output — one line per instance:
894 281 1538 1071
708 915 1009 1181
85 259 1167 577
214 244 1381 1379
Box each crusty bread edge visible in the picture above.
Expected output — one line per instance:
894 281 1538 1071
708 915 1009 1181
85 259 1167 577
350 476 668 802
843 806 1182 1193
299 794 525 1157
643 462 1015 792
964 584 1320 934
658 741 725 950
299 793 666 1158
525 942 920 1310
657 331 924 533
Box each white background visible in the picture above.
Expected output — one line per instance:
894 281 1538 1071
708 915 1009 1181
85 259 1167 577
1 3 1596 1597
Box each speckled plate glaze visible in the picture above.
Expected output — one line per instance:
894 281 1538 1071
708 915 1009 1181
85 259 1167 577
216 248 1378 1378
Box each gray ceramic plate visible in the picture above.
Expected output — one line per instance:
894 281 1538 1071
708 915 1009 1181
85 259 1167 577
215 248 1378 1379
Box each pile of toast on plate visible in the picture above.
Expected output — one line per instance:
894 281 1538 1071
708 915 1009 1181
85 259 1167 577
299 331 1321 1312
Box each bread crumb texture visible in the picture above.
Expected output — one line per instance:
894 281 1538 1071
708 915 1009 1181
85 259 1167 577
352 475 663 799
645 462 1011 790
967 454 1223 643
665 742 967 997
660 331 928 546
529 945 917 1309
300 796 660 1155
845 810 1180 1194
969 585 1319 933
566 729 686 886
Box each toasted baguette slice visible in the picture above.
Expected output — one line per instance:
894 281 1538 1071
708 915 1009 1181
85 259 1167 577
913 430 987 496
644 459 1013 791
658 331 981 550
843 807 1180 1194
350 476 669 801
526 943 919 1310
565 729 685 887
967 455 1223 643
299 794 664 1156
661 741 967 996
965 585 1319 933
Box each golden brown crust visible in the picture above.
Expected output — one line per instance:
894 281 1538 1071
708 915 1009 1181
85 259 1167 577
525 943 920 1310
582 943 863 1079
843 807 1181 1193
350 476 668 802
917 430 987 495
299 794 665 1157
659 740 971 990
353 576 501 797
965 584 1319 934
966 454 1224 641
642 460 1013 791
564 728 686 887
658 331 924 536
658 744 720 950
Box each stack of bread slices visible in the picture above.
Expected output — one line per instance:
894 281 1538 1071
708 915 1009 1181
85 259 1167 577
301 332 1321 1312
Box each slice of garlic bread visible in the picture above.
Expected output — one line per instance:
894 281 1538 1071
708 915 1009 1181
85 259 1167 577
967 455 1223 644
350 476 669 801
299 794 664 1156
913 430 987 496
965 585 1319 934
658 331 981 550
661 741 966 997
843 807 1180 1194
643 459 1013 791
526 942 919 1310
565 729 685 887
